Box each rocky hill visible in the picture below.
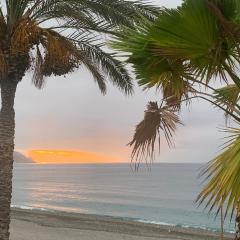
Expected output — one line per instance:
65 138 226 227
13 152 34 163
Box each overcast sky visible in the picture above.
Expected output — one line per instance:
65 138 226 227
14 0 226 163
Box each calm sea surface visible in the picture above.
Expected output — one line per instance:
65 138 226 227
12 163 235 233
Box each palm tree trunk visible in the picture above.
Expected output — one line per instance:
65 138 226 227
0 80 17 240
236 213 240 240
220 206 224 240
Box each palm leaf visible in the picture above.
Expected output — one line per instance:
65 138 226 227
6 0 29 25
32 45 44 88
112 0 240 87
30 28 133 94
2 0 158 94
129 101 182 164
214 84 240 116
76 41 133 94
197 127 240 218
31 0 158 28
112 0 240 221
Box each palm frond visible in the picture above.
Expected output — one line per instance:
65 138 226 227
31 0 159 28
40 30 80 77
10 17 42 54
76 52 107 94
30 28 132 94
112 25 196 105
112 0 240 86
112 0 240 222
75 40 133 95
214 84 240 117
32 45 44 89
129 101 182 165
1 0 157 94
6 0 32 25
197 127 240 218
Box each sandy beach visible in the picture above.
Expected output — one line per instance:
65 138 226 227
10 208 233 240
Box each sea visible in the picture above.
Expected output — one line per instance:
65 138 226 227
12 163 235 233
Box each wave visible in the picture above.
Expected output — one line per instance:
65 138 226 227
11 204 235 234
137 219 235 234
11 204 51 212
137 219 175 227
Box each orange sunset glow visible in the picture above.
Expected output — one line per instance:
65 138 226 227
28 150 122 164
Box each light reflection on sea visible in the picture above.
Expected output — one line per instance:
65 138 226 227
12 163 235 233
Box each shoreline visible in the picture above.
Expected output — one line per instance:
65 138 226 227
10 208 233 240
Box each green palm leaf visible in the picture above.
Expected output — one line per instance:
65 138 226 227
197 127 240 217
112 0 240 221
214 84 240 116
112 0 240 87
2 0 159 94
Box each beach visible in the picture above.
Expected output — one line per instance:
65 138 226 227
10 208 233 240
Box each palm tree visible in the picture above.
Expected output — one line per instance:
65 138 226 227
112 0 240 235
236 207 240 239
0 1 158 239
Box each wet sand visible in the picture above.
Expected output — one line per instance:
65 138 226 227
10 208 233 240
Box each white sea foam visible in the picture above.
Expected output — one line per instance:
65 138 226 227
137 219 235 234
11 205 50 212
137 219 175 226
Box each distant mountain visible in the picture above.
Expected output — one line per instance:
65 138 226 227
13 152 35 163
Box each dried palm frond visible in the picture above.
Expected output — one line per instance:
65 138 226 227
41 31 80 77
129 101 182 166
10 18 42 54
32 45 44 88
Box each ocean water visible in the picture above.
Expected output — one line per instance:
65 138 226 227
12 163 235 233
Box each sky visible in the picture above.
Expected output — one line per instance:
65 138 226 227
14 0 226 163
